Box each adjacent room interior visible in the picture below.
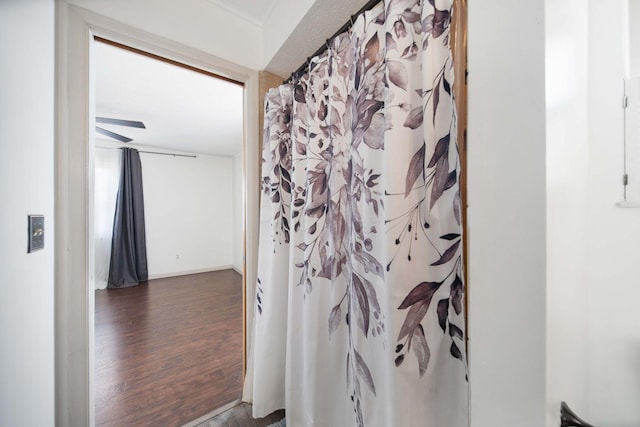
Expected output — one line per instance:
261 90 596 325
92 39 245 426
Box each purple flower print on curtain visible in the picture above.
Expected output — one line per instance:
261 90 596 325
248 1 468 426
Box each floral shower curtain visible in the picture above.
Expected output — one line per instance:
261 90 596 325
249 0 468 425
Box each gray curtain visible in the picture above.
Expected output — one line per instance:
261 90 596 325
107 148 148 288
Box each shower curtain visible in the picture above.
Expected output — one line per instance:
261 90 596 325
249 0 468 425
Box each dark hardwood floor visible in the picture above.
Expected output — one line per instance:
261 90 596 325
95 270 243 427
194 403 284 427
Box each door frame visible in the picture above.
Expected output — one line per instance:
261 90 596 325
55 4 260 425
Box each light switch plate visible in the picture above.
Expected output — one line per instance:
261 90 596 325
28 215 44 253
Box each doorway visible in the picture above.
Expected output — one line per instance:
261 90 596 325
55 6 261 425
92 38 245 425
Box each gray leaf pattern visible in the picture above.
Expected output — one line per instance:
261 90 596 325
411 325 430 377
384 0 465 380
256 0 466 425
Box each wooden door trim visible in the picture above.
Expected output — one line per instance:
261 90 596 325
451 0 469 356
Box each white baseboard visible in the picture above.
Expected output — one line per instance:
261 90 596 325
148 265 235 280
232 265 243 275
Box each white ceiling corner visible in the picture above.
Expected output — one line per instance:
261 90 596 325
260 0 280 25
201 0 372 78
265 0 371 77
204 0 280 27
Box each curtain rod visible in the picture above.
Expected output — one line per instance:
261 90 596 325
139 150 197 158
285 0 383 83
96 146 197 158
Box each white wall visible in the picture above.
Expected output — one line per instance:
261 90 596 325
467 1 547 426
545 0 590 424
141 152 235 278
587 1 640 424
0 0 55 425
629 0 640 77
232 151 244 273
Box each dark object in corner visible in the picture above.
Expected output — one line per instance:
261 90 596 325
561 401 595 427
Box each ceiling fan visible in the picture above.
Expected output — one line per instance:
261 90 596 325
95 117 146 143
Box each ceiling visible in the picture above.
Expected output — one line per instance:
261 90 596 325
264 0 371 77
205 0 280 26
204 0 370 77
95 40 244 157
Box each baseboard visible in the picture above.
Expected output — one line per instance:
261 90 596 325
148 265 235 280
232 265 243 275
182 399 242 427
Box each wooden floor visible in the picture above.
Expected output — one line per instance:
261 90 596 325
194 403 284 427
95 270 243 426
